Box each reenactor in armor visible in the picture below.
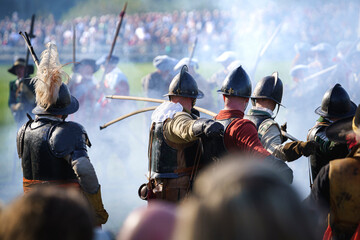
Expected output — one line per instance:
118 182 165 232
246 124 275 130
174 57 215 111
210 66 293 183
16 43 108 226
292 42 312 67
8 58 36 127
141 65 223 203
308 43 335 73
209 51 237 87
68 59 99 126
245 72 318 162
307 43 335 90
141 55 178 99
97 55 129 96
307 104 360 240
96 55 129 121
307 83 356 181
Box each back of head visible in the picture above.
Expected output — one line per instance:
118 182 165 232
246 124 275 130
117 201 176 240
251 72 284 107
0 186 94 240
173 157 317 240
315 83 356 119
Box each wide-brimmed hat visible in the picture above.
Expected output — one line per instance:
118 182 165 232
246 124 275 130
32 42 79 116
173 57 199 71
215 51 236 63
153 55 178 72
32 83 79 115
326 104 360 143
96 55 119 66
8 58 34 76
73 59 99 73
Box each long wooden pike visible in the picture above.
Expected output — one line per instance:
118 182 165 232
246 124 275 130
188 36 198 66
19 31 39 68
100 106 156 129
24 14 36 77
250 22 282 80
102 95 303 138
100 2 127 83
106 95 217 116
72 23 76 68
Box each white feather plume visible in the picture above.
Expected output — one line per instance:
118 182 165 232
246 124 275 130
32 42 68 110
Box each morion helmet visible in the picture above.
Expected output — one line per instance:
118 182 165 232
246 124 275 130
251 72 284 107
164 65 203 99
217 65 252 98
315 83 356 119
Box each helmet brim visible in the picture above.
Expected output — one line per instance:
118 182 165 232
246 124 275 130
163 89 204 99
315 101 357 119
250 96 285 108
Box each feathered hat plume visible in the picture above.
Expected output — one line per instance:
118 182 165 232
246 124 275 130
33 42 68 110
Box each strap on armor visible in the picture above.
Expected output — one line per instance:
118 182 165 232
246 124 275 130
17 114 34 158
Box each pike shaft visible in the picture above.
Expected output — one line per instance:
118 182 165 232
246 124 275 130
19 31 39 68
106 95 217 117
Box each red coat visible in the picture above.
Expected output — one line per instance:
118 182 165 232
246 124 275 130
214 109 270 157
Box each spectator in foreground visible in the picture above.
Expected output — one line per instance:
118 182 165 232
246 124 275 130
173 156 318 240
117 201 177 240
0 186 94 240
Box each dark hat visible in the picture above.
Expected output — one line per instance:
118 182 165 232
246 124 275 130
73 59 99 73
251 72 284 107
326 104 360 143
153 55 178 72
32 83 79 115
96 55 119 66
173 57 199 71
164 65 204 99
8 58 34 76
217 65 252 98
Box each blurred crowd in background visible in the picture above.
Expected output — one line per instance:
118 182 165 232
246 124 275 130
0 1 359 61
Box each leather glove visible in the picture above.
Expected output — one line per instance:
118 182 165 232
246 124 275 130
82 185 109 226
300 140 319 156
282 140 319 162
192 119 224 138
280 122 288 143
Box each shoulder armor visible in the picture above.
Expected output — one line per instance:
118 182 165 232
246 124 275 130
49 121 91 158
258 118 280 139
307 124 327 142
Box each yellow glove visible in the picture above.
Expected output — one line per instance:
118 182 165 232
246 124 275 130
82 185 109 225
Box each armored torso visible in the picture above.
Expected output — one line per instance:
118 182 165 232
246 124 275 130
307 122 349 180
149 118 202 178
17 116 90 181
